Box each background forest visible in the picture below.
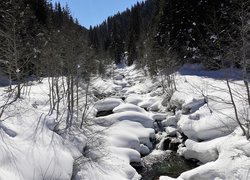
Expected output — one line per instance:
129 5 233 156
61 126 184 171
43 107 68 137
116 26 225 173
1 0 249 83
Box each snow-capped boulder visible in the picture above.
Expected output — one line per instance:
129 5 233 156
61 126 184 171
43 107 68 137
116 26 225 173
178 139 221 164
95 111 155 128
165 127 178 137
94 97 123 111
148 101 162 111
106 120 155 149
139 144 150 156
151 113 167 121
125 94 143 105
113 103 147 114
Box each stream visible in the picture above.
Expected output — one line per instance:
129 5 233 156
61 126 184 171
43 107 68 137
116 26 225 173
136 151 197 179
93 68 198 180
96 97 198 179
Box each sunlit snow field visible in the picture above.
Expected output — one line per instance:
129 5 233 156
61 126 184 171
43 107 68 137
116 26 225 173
0 64 250 180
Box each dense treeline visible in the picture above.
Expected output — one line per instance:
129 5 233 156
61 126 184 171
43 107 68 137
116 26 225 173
1 0 248 81
0 0 98 127
0 0 96 85
89 0 250 74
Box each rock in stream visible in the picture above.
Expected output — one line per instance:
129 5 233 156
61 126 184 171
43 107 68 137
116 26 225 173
135 150 198 180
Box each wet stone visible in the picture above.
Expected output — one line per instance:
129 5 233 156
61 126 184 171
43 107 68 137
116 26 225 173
137 151 198 180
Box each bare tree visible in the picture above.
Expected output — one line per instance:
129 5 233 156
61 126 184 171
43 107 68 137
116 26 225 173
0 1 38 99
201 0 250 139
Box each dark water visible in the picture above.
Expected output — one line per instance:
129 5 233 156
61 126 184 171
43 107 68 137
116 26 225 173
96 110 113 117
134 151 198 180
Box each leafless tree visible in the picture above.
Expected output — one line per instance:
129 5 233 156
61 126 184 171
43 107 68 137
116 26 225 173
201 0 250 139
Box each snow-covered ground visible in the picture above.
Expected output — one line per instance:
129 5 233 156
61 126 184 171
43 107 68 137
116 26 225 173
160 64 250 180
0 63 250 180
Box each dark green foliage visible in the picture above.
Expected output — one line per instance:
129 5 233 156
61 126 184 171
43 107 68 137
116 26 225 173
0 0 95 82
1 0 248 83
89 0 248 73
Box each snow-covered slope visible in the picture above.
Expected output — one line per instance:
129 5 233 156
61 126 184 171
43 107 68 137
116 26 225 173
160 64 250 180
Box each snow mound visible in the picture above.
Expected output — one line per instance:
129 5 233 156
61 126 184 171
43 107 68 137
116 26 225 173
177 111 237 141
151 113 167 121
125 94 143 105
92 77 115 95
162 129 250 180
95 111 155 128
178 138 222 163
107 120 154 148
148 100 162 111
113 103 147 114
94 97 124 111
74 156 141 180
0 122 74 180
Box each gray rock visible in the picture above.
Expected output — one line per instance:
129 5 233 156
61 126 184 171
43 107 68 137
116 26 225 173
139 144 150 156
162 116 178 127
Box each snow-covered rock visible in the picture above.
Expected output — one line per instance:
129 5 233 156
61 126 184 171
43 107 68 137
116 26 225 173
114 75 124 80
139 144 150 155
165 127 178 136
113 103 147 114
125 94 143 105
151 113 167 121
106 120 154 150
161 129 250 180
148 100 162 111
95 111 155 128
178 139 221 164
94 97 123 111
162 116 178 127
177 112 238 141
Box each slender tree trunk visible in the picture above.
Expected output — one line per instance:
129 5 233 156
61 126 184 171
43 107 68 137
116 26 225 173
80 80 90 129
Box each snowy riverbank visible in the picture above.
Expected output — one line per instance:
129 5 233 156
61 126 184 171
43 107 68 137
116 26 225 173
0 63 250 180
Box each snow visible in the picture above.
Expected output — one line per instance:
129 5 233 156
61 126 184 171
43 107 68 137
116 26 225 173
178 138 222 163
1 62 250 180
160 64 250 180
165 126 178 136
113 103 147 113
162 116 179 127
151 112 167 121
0 82 76 180
169 129 250 180
95 111 155 128
181 96 205 114
125 94 143 105
160 177 176 180
92 77 115 96
94 97 123 111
